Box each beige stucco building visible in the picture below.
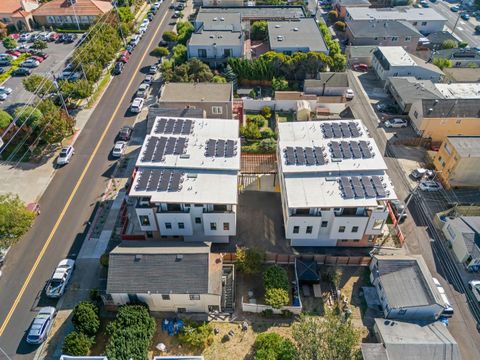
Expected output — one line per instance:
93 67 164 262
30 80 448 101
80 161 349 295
0 0 39 31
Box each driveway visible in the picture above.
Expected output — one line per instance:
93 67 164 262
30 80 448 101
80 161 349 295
1 41 78 110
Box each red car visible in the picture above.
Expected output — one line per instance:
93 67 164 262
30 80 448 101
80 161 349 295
30 55 45 63
119 50 129 63
9 33 20 40
48 33 59 42
31 51 48 60
6 50 21 57
352 63 368 72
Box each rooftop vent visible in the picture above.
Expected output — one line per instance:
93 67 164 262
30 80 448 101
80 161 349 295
275 24 281 28
277 35 284 41
209 35 214 38
293 27 299 31
213 17 218 21
220 17 225 21
176 254 184 261
135 254 142 261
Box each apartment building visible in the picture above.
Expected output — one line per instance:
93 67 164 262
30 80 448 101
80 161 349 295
277 120 397 247
129 116 240 243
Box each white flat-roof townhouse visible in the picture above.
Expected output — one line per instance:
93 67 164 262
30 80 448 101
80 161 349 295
129 116 240 243
277 120 397 247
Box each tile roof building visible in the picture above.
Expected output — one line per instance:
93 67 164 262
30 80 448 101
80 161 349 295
0 0 39 31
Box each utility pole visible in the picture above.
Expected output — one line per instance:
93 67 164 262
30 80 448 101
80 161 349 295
52 72 69 115
112 1 127 47
451 14 461 35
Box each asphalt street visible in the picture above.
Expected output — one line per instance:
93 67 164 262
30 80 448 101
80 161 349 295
0 1 175 358
430 1 480 47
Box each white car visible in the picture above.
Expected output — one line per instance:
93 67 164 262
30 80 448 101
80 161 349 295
45 259 75 298
469 280 480 303
56 145 74 166
410 168 434 181
384 118 408 128
0 93 7 101
21 59 40 68
419 180 442 192
345 88 354 99
38 32 49 41
26 307 56 344
19 33 32 42
130 97 144 113
0 86 13 95
141 19 150 27
112 141 127 157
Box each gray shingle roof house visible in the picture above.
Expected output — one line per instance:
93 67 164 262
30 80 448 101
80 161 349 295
386 77 443 112
304 73 350 96
361 318 460 360
431 48 480 68
370 255 445 321
106 241 224 313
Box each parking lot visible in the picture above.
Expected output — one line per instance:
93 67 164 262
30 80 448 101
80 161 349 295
0 40 78 111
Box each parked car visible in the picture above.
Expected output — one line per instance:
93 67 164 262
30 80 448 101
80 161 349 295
375 102 398 113
390 199 407 222
143 74 154 85
6 50 21 57
172 11 181 18
0 86 13 95
148 64 158 75
419 180 442 192
476 25 480 33
118 125 133 141
130 97 144 113
57 33 67 42
129 34 140 46
64 33 77 43
136 83 150 98
352 63 368 72
38 32 49 41
420 0 430 7
26 307 56 344
30 55 45 63
112 61 124 75
11 67 31 76
141 19 150 27
0 93 7 101
31 51 48 60
0 68 5 74
345 88 354 100
126 44 135 53
18 33 31 42
148 12 154 21
56 146 74 166
30 33 41 42
384 118 408 128
410 168 434 181
45 259 75 298
176 3 185 10
112 141 127 157
48 32 59 42
451 5 460 12
21 59 40 68
119 50 130 63
469 280 480 303
0 59 11 66
461 13 470 21
159 39 168 47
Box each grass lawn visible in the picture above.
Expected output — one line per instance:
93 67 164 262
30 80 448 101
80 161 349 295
276 112 295 123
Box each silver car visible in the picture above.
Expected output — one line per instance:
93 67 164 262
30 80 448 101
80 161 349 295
26 307 56 344
45 259 75 298
112 141 127 158
56 146 74 166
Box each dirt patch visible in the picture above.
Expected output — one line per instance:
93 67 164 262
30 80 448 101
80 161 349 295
90 318 111 356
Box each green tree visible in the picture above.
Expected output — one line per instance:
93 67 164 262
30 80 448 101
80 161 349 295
334 21 346 32
254 333 297 360
2 37 17 50
258 138 277 153
60 79 93 100
260 127 275 139
72 301 100 336
151 46 169 57
272 77 289 91
263 265 289 291
260 106 272 119
433 57 453 70
172 44 187 64
13 106 43 128
265 288 289 309
0 194 36 248
251 21 268 41
22 74 55 98
117 6 134 23
83 63 103 83
176 21 194 45
0 110 12 129
331 52 347 71
32 40 48 50
223 64 238 89
441 39 458 49
212 75 227 83
240 121 261 139
178 322 214 350
162 30 178 42
328 10 338 22
62 331 93 356
235 246 264 274
292 311 360 360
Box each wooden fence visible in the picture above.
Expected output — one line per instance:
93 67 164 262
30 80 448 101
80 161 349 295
222 252 371 266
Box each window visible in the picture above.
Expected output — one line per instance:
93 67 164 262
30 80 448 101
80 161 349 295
321 221 328 228
405 36 411 41
177 308 186 313
412 21 418 26
139 215 150 226
223 222 230 231
210 222 217 231
372 219 384 230
446 224 456 239
352 226 359 233
165 222 172 229
213 204 227 211
306 226 313 234
195 217 202 224
162 294 170 300
295 208 310 215
194 204 204 207
444 143 451 155
223 49 232 57
421 22 427 26
198 49 207 58
189 294 200 300
339 226 346 233
293 226 300 234
178 222 185 229
398 309 407 315
212 106 223 115
438 156 442 162
391 36 398 42
167 203 181 211
456 119 461 124
413 110 418 119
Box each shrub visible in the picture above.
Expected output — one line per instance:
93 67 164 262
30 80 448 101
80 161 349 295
240 122 261 139
265 288 289 309
260 106 272 119
248 114 267 127
72 301 100 336
328 10 338 22
172 43 187 64
258 138 276 153
334 21 346 32
100 253 109 267
2 37 16 49
151 46 169 57
162 31 177 42
263 265 289 291
235 247 264 274
179 322 214 350
212 75 227 83
251 21 268 41
441 39 458 49
13 106 43 127
272 76 289 91
176 21 194 45
260 127 275 139
32 40 48 50
62 331 93 356
433 57 453 70
254 332 297 360
0 110 12 129
105 304 156 360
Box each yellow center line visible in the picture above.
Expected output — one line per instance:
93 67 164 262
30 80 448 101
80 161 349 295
0 8 169 337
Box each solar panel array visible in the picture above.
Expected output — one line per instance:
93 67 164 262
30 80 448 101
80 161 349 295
141 136 188 162
329 140 374 159
135 169 185 192
284 146 327 166
321 122 362 139
205 139 237 158
154 118 194 135
339 176 389 199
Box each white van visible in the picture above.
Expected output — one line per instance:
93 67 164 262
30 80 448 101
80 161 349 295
433 277 454 318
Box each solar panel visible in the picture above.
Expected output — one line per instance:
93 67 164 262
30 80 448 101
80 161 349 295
225 140 235 157
165 118 175 133
351 176 365 198
348 122 361 137
332 123 342 138
285 147 295 165
322 123 333 139
152 137 167 162
351 141 362 159
147 170 161 191
216 139 226 157
372 175 387 197
142 137 157 162
174 137 187 155
165 137 176 155
304 147 315 165
158 170 171 191
293 147 305 165
359 140 373 158
155 118 167 134
206 139 215 157
330 141 342 159
173 119 183 134
340 123 351 138
136 169 151 191
169 172 183 192
182 119 193 135
313 147 325 165
340 176 354 199
362 176 376 198
341 141 352 159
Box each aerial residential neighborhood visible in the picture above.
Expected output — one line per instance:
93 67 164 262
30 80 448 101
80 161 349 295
0 0 479 359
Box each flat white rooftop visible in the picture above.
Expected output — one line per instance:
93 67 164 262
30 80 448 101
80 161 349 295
346 7 446 21
377 46 416 67
435 83 480 99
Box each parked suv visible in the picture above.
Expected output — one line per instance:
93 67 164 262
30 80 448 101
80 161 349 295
26 307 56 344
